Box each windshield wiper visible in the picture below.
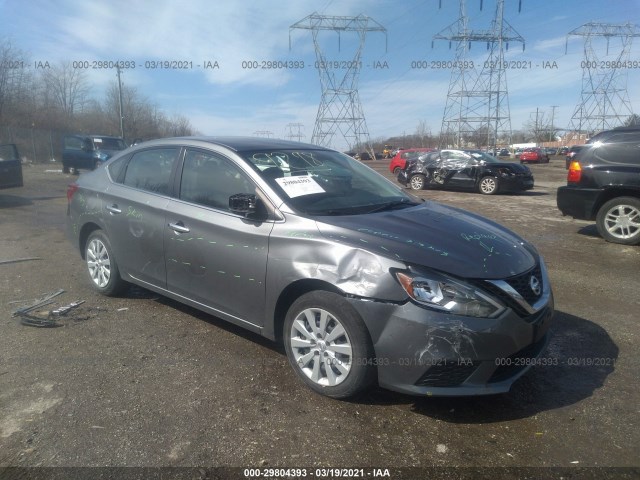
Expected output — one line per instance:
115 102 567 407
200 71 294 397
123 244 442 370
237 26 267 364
366 199 418 214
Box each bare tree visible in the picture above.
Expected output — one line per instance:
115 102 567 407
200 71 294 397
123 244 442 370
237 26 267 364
524 109 558 143
41 62 89 124
415 120 431 147
0 40 30 125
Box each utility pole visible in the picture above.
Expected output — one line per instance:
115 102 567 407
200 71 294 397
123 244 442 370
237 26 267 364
550 105 558 142
290 13 386 152
116 66 125 141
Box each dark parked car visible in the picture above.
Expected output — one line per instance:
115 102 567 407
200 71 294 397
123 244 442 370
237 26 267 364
565 145 585 169
62 134 127 173
67 137 553 399
397 149 534 195
557 128 640 245
519 148 549 164
0 144 23 189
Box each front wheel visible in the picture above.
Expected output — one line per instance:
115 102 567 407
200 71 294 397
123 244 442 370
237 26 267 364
479 176 499 195
409 174 426 190
596 197 640 245
283 291 376 399
85 230 128 296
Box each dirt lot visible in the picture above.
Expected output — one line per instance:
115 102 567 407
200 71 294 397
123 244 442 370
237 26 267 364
0 159 638 479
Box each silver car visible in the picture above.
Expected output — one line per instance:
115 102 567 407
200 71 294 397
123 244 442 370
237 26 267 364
66 137 554 399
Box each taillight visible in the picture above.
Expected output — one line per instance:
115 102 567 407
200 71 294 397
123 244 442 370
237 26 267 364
567 161 582 183
67 183 79 202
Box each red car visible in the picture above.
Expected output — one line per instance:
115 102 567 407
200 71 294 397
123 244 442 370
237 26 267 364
389 148 435 175
519 148 549 164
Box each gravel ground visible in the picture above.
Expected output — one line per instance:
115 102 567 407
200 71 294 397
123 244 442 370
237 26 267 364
0 159 638 479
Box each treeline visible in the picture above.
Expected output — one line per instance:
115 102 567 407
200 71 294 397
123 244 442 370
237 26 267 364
0 40 197 162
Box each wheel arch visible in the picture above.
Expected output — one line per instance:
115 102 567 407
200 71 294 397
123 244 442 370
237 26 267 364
78 222 102 259
271 279 344 344
592 188 640 218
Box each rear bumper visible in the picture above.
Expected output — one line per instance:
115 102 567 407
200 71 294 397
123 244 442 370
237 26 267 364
557 186 601 220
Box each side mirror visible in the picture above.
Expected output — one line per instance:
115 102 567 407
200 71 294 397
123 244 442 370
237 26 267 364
229 193 260 217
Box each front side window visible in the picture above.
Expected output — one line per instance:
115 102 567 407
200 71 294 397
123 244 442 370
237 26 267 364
64 137 83 150
180 149 255 211
122 148 179 195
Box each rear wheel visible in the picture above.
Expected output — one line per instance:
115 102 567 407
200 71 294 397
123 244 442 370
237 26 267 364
393 166 401 175
63 163 70 174
479 176 499 195
596 197 640 245
85 230 128 296
283 291 376 399
409 174 426 190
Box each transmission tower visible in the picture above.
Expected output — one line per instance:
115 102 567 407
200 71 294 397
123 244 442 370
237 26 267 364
253 130 274 138
435 0 524 149
290 13 386 151
566 23 640 136
285 122 305 142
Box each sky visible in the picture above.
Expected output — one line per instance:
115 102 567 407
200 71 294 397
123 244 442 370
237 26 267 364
2 0 640 150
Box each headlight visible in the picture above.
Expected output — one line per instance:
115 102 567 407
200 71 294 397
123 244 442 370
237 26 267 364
395 270 505 318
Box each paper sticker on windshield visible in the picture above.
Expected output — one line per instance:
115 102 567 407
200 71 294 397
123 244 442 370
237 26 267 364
275 175 325 198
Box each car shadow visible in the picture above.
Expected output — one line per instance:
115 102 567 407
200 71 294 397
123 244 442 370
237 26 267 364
515 191 548 197
120 287 617 419
358 310 618 422
576 224 601 239
0 193 33 208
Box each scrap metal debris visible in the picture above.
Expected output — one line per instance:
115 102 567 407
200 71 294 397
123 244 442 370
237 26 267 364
0 257 42 266
10 290 90 327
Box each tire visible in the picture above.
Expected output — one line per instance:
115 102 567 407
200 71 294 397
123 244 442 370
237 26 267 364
283 291 376 399
479 176 499 195
595 197 640 245
393 166 401 176
85 230 128 296
409 174 425 190
63 163 70 174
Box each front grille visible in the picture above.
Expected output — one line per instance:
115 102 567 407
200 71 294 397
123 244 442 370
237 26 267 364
414 361 480 388
506 263 543 305
488 335 547 383
472 263 544 319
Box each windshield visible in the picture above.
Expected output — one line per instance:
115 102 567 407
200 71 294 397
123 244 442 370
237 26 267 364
242 149 419 215
465 151 504 163
92 137 126 151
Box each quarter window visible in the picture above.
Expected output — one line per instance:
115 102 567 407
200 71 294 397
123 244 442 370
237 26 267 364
122 148 179 195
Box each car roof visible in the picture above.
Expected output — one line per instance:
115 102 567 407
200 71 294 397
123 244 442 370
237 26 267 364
132 136 330 153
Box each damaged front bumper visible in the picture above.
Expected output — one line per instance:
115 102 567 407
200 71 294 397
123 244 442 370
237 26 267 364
346 293 554 396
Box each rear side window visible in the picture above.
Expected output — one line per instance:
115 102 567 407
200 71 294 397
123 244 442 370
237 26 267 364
591 132 640 166
122 148 179 195
0 144 19 161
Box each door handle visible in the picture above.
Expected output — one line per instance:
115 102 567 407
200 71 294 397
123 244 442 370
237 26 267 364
106 204 121 214
169 222 190 233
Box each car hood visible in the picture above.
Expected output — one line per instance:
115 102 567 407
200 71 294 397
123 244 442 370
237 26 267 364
315 202 537 280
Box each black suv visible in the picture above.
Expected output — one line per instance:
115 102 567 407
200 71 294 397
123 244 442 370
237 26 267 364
557 127 640 245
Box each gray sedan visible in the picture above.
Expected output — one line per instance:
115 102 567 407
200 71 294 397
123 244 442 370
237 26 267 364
66 137 554 399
